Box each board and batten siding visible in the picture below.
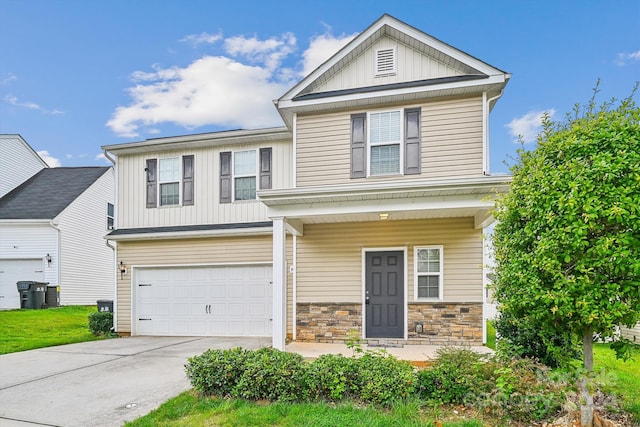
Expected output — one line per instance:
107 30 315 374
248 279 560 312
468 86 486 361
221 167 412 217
115 235 294 335
56 169 115 305
117 140 291 229
295 96 484 188
0 135 47 197
309 35 466 95
0 223 58 285
296 218 482 304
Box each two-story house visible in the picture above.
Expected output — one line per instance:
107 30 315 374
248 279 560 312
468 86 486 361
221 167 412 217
103 14 511 350
0 135 115 308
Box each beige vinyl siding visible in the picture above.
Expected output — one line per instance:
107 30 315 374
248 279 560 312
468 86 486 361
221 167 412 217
296 218 482 304
311 35 466 94
117 140 291 229
115 235 294 335
296 96 483 187
620 324 640 341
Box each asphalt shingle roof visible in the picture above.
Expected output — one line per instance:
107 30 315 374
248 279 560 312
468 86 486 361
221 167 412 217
0 167 110 220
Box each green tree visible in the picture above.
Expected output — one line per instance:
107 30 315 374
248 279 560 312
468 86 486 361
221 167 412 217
492 85 640 427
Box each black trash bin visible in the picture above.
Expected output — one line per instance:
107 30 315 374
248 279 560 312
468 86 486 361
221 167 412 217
16 281 49 309
97 299 113 313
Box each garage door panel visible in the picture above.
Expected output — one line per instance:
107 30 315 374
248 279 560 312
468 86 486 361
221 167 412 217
0 259 45 309
135 265 272 337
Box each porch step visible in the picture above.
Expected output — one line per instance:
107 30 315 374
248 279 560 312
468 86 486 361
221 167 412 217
366 340 405 348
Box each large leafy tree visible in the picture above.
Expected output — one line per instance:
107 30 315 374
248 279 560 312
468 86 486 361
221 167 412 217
492 86 640 427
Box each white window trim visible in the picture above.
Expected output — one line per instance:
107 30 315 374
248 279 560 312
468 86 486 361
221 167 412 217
367 109 404 177
158 156 182 206
232 150 258 202
414 245 444 301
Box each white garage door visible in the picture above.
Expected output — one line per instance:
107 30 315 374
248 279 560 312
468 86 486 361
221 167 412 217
0 259 45 309
135 265 272 337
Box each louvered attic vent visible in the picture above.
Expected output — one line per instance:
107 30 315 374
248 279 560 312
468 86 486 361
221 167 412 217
375 48 396 76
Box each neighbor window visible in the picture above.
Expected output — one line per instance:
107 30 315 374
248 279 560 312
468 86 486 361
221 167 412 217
415 246 443 300
107 203 114 230
233 150 257 201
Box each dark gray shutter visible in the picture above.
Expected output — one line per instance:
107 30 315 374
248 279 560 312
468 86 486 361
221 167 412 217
259 147 272 190
182 155 194 206
145 159 157 208
350 113 366 178
220 151 232 204
404 108 421 175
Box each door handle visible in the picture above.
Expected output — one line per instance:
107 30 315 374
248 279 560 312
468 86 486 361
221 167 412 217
365 296 370 305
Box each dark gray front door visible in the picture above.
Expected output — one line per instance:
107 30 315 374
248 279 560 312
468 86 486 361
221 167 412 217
365 251 404 338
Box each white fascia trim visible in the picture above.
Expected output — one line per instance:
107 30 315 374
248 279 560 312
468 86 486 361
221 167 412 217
102 127 291 155
105 227 273 241
267 194 495 219
0 219 52 225
277 74 508 110
259 175 512 204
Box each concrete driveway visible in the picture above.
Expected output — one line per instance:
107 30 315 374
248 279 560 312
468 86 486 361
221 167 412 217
0 336 269 426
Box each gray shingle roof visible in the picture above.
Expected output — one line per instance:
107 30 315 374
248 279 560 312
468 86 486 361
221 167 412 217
0 167 111 219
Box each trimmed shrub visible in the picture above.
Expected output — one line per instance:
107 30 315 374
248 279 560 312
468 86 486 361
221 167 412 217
232 347 309 402
417 347 490 404
185 347 250 396
305 353 359 401
354 350 416 405
88 311 113 336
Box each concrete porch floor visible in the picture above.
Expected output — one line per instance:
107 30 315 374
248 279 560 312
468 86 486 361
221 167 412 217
286 342 493 364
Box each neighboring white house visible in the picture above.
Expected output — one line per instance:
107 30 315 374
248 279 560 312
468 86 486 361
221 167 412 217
0 139 115 308
0 134 49 197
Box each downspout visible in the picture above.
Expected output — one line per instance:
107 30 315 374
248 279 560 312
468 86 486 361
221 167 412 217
483 90 504 175
103 149 118 332
49 220 62 291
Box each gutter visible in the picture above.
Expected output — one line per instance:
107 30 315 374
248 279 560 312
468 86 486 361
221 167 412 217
49 220 62 289
103 148 118 332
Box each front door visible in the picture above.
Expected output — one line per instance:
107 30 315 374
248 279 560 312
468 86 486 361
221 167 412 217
365 251 404 338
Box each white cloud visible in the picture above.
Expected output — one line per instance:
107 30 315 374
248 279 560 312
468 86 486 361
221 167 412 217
301 31 357 76
107 28 357 138
1 73 16 85
224 33 296 72
4 94 64 115
37 150 61 167
505 109 556 144
180 32 222 47
615 50 640 66
107 55 290 137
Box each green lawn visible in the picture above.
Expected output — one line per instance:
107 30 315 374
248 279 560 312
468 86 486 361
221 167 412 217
0 305 106 354
125 392 482 427
593 342 640 422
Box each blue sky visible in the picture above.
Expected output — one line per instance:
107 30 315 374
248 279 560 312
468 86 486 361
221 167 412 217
1 0 638 173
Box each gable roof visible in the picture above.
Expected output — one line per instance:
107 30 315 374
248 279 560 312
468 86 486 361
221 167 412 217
0 134 50 169
276 14 510 127
0 167 111 220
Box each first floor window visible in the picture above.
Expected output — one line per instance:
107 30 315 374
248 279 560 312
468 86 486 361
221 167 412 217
233 150 257 201
415 246 443 300
107 203 114 230
159 157 180 206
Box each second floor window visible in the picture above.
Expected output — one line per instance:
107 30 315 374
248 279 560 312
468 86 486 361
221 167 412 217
159 157 180 206
233 150 257 201
146 155 194 208
369 110 402 175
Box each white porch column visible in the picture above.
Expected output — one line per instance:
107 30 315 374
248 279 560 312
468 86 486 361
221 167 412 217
272 217 287 350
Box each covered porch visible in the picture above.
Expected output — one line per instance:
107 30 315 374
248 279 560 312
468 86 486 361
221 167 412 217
259 176 511 350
